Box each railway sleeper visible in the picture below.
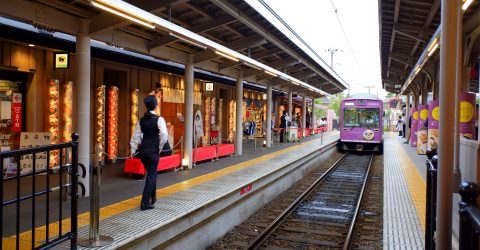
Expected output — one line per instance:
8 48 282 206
271 234 340 248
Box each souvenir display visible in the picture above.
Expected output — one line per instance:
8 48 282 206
96 85 106 163
108 86 119 160
48 79 60 166
62 81 73 142
130 89 139 139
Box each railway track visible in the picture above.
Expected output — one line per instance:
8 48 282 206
247 153 374 250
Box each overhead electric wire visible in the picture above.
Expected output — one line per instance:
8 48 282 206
329 0 366 78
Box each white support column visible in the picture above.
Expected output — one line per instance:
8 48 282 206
183 56 194 169
266 85 272 147
311 98 316 129
436 0 459 248
288 89 293 120
76 20 91 196
302 92 307 137
453 2 463 187
235 74 243 156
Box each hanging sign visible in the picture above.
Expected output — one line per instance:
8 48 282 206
54 53 69 69
205 82 214 92
11 93 22 132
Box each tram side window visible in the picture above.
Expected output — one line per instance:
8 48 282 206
343 108 380 128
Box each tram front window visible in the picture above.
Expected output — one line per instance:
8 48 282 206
343 108 380 128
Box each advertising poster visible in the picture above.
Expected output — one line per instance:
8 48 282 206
416 105 428 154
428 100 439 150
459 92 476 139
410 107 418 147
19 132 50 174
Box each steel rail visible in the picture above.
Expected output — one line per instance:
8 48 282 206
343 154 374 250
247 152 350 250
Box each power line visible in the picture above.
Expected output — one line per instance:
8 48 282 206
329 0 365 78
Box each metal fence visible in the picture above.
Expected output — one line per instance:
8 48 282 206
425 148 437 250
1 133 84 250
458 181 480 250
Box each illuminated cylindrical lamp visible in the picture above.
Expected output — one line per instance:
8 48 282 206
205 97 211 145
130 89 139 138
108 86 119 161
62 81 73 142
218 99 223 140
96 85 106 164
229 100 236 142
48 79 60 166
155 89 161 116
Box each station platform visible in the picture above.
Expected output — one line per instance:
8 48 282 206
3 131 339 249
384 132 427 249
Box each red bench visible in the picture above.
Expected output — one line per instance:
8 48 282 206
123 144 235 175
124 154 181 175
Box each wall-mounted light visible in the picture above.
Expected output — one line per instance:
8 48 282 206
28 44 35 47
215 50 239 62
91 0 155 29
262 93 267 100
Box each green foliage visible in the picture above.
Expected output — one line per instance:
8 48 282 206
386 92 395 98
329 93 345 117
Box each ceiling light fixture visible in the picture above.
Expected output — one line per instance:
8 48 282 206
215 50 239 62
91 1 155 29
462 0 474 10
264 70 278 77
169 32 207 50
427 43 439 57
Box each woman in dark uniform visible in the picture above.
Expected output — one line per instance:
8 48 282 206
130 95 168 210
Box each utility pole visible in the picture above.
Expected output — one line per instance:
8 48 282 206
326 48 342 69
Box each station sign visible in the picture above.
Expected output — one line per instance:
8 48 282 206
54 52 69 69
11 93 22 132
205 82 214 92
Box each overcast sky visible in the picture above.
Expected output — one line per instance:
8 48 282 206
260 0 385 97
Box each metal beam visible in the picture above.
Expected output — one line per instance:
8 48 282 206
218 47 282 70
242 57 297 78
209 0 345 90
149 15 236 49
194 34 267 63
0 0 80 34
394 29 425 43
89 0 187 34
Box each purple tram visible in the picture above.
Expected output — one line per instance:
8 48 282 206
337 94 383 154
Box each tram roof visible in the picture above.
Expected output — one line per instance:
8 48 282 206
379 0 480 94
0 0 348 96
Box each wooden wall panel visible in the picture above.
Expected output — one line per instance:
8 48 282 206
28 47 36 71
2 43 10 67
10 44 29 71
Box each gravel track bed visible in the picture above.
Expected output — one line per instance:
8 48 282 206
207 151 343 249
349 153 384 249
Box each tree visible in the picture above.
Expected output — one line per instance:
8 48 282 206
329 93 345 117
386 92 395 98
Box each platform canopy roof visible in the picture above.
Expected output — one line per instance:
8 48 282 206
379 0 480 94
0 0 348 96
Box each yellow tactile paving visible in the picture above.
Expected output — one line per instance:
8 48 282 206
390 133 427 232
2 135 332 249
